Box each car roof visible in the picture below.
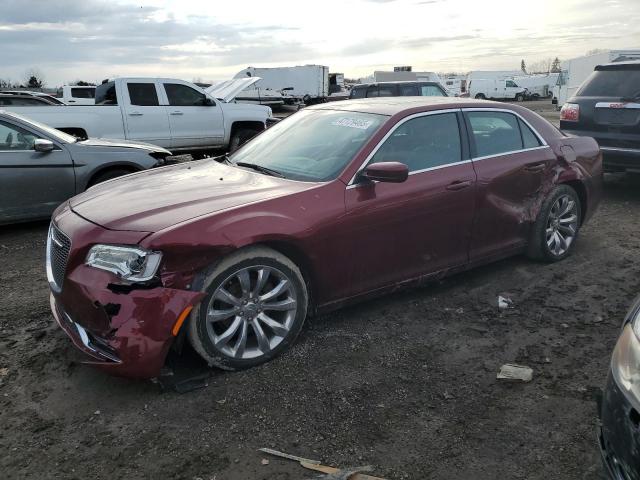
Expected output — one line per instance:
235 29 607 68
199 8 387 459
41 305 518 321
596 60 640 70
309 97 507 116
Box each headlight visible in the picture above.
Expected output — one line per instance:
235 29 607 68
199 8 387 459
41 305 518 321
611 304 640 411
86 245 162 282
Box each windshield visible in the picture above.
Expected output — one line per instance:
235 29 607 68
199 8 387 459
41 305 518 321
230 109 387 182
2 111 77 143
577 68 640 97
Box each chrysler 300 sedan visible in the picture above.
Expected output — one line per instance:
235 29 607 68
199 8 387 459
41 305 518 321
47 97 602 378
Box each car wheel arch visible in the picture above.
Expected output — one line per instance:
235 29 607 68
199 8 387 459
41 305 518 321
86 164 141 189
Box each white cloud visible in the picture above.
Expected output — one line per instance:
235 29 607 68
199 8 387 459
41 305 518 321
0 0 639 85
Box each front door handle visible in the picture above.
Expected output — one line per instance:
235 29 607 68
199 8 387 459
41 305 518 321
128 111 143 116
170 111 184 115
446 180 472 191
525 163 546 172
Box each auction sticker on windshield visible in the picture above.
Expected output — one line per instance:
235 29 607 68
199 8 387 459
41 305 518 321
332 117 375 130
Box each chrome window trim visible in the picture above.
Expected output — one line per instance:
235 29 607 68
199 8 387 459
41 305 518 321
347 108 461 186
346 107 551 189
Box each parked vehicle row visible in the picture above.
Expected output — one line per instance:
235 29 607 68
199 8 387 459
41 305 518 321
349 81 448 99
1 77 274 155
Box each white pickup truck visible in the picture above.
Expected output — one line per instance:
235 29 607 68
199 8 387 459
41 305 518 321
3 77 274 155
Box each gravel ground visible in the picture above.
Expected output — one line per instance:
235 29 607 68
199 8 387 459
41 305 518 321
2 101 639 480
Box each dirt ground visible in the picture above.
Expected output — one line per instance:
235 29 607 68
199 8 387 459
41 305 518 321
1 100 639 480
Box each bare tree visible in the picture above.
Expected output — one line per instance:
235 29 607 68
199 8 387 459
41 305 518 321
528 58 553 74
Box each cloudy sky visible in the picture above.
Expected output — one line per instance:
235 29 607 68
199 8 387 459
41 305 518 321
1 0 639 86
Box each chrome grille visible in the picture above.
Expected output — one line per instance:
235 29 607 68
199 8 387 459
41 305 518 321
46 224 71 292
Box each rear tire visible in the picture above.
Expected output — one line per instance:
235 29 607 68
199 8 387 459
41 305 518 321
187 247 308 371
88 168 133 188
527 185 581 262
475 93 486 99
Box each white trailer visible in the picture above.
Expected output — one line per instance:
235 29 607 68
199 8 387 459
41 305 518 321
234 65 329 104
512 73 559 99
552 49 640 107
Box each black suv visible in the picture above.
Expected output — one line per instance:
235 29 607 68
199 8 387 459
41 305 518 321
560 61 640 172
349 81 448 99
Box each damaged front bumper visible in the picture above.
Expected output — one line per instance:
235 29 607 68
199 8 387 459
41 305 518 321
48 204 204 379
599 373 640 480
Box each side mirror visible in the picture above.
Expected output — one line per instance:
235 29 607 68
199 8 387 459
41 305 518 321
34 139 54 153
361 162 408 183
203 97 215 106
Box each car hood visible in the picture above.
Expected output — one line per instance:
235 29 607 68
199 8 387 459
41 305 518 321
70 160 315 232
205 77 262 103
76 138 171 154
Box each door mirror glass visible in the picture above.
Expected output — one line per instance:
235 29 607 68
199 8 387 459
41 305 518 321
34 138 54 152
362 162 408 183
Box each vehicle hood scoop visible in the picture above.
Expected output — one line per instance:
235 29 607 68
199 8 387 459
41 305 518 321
70 161 311 232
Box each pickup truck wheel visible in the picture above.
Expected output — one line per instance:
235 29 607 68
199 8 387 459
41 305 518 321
187 247 308 371
527 185 581 263
88 168 134 188
229 128 260 153
474 93 486 99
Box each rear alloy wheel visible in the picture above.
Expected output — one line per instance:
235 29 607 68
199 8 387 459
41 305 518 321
527 185 581 262
187 247 308 370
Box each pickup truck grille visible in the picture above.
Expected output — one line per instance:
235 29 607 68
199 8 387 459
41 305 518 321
47 224 71 292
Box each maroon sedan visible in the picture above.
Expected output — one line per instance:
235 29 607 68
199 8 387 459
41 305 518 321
47 97 602 378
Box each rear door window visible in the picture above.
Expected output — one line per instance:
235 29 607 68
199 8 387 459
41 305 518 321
366 85 379 97
370 112 462 172
378 85 396 97
400 85 419 96
467 111 523 157
127 83 159 106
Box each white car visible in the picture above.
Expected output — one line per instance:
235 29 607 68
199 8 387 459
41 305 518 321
2 77 274 155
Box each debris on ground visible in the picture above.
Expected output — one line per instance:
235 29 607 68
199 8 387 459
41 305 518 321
498 295 513 309
497 364 533 382
259 448 387 479
261 458 269 466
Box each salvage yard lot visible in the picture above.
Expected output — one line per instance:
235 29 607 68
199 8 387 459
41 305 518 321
1 102 639 480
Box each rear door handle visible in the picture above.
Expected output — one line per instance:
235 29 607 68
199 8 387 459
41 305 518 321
525 163 546 172
128 111 143 116
170 111 183 115
446 180 473 191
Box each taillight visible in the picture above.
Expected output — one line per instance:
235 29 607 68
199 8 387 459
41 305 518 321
560 103 580 122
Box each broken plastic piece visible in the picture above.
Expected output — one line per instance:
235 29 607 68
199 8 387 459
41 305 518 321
258 447 320 465
498 295 513 309
497 364 533 382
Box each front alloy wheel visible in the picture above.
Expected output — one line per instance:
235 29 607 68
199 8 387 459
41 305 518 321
187 247 308 370
207 266 297 359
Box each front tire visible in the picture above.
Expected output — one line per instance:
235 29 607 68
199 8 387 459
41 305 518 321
187 247 308 370
515 94 525 102
527 185 581 262
229 128 261 153
475 93 486 99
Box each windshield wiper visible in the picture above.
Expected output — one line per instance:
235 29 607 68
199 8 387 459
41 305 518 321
235 162 285 178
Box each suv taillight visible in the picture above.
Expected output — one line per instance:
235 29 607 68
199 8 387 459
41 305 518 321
560 103 580 122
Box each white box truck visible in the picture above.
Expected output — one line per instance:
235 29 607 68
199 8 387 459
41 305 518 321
552 49 640 108
234 65 329 104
